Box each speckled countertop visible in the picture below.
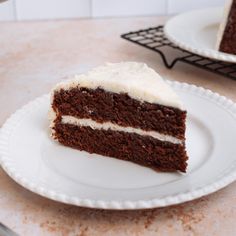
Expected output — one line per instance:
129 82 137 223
0 16 236 236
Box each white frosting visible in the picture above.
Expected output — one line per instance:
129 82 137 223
60 116 183 145
52 62 184 110
48 107 57 137
48 108 56 127
216 0 233 50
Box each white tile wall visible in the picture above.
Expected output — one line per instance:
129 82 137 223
92 0 167 17
15 0 91 20
168 0 225 14
0 0 15 21
0 0 228 21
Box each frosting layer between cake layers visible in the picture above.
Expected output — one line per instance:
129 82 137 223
52 62 184 110
61 116 183 145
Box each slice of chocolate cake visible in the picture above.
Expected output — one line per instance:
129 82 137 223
49 62 188 172
216 0 236 54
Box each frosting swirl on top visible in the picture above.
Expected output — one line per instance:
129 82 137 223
53 62 184 110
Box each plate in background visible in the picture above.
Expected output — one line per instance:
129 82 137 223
164 7 236 63
0 81 236 209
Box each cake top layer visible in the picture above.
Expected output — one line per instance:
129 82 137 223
53 62 184 110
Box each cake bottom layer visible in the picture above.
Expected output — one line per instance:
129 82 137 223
53 122 188 172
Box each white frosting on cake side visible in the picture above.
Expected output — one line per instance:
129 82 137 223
216 0 233 50
52 62 184 110
61 116 183 145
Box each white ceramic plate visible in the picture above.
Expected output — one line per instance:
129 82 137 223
164 7 236 63
1 81 236 210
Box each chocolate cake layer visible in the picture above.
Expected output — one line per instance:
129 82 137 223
53 121 188 172
52 87 186 139
220 0 236 54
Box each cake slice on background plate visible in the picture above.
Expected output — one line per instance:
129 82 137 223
216 0 236 54
49 62 188 172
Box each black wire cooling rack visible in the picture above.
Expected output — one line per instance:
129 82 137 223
121 25 236 80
